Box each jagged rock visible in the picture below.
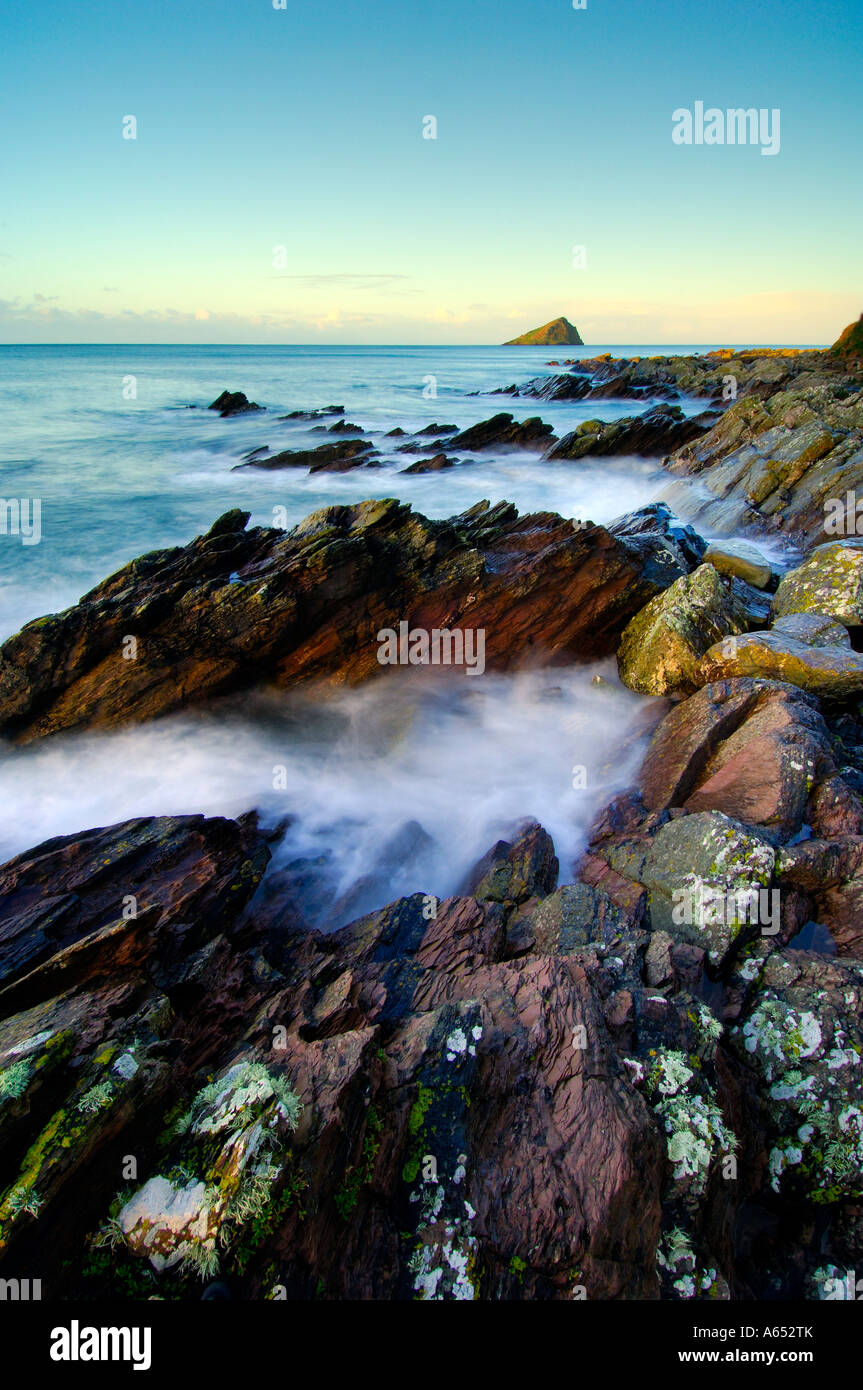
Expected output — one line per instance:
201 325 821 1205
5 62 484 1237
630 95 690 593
703 539 774 589
208 390 262 417
547 405 715 460
448 413 555 451
700 629 863 699
772 540 863 624
400 454 455 474
617 564 749 696
233 438 377 472
0 500 688 744
668 385 863 542
462 821 558 909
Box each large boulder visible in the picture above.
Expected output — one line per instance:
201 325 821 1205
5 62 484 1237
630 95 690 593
772 540 863 624
638 678 835 841
617 564 748 696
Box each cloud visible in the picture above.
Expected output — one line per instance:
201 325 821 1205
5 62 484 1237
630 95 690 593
266 273 413 290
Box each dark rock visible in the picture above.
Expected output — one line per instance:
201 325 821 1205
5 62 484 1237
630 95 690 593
208 390 263 417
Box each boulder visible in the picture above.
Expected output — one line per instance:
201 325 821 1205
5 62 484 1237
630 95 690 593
617 564 748 696
638 678 835 841
640 811 777 967
700 629 863 698
772 540 863 624
703 539 774 589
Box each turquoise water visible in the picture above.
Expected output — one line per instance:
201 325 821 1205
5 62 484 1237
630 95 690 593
0 341 761 640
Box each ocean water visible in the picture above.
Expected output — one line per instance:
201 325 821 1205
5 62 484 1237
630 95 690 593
0 341 773 640
0 343 793 916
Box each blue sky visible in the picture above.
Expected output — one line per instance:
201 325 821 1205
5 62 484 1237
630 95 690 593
0 0 860 343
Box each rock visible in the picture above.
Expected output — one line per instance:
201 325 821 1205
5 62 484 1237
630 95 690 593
462 821 558 909
617 564 748 696
772 541 863 624
703 539 774 589
668 382 863 542
700 629 863 699
640 811 777 967
504 317 583 346
771 612 852 648
280 406 344 420
0 500 687 743
233 438 377 472
547 404 715 460
526 883 630 954
328 420 365 434
448 414 555 451
415 423 458 436
208 390 262 417
400 454 455 474
730 950 863 1202
638 678 835 841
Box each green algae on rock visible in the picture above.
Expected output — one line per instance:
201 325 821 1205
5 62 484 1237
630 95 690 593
617 564 748 696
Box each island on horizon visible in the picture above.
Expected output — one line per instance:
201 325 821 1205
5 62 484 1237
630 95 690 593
504 315 584 346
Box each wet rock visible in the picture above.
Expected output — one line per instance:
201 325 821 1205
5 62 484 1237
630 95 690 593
772 541 863 625
280 406 344 420
700 629 863 699
233 438 377 472
208 390 262 417
462 821 558 909
617 564 748 696
548 405 715 461
400 454 456 474
448 413 555 451
0 500 687 743
703 539 774 589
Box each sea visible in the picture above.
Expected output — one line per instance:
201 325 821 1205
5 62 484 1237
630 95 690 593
0 343 803 922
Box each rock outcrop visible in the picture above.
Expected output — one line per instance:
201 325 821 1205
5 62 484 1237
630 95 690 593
0 500 692 744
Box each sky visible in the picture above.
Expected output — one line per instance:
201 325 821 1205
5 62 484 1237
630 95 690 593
0 0 860 344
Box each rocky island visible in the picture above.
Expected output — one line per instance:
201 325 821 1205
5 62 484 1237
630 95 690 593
504 316 584 346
